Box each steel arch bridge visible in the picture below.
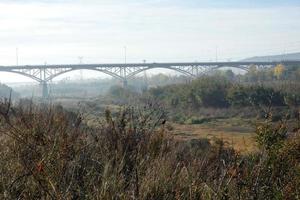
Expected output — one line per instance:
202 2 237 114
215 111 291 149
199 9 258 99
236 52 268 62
0 61 299 98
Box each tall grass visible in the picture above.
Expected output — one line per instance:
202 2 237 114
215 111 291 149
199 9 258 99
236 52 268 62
0 98 299 199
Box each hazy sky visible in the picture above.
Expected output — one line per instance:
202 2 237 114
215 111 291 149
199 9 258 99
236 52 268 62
0 0 300 82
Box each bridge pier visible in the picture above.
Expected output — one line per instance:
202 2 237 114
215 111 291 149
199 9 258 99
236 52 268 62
122 79 128 88
41 81 49 99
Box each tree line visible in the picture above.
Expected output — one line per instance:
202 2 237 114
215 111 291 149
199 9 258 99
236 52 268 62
146 76 300 109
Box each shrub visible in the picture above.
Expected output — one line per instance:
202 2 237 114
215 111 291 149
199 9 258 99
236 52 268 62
190 76 231 108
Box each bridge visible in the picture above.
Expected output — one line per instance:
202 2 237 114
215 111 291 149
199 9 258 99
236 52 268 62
0 60 299 98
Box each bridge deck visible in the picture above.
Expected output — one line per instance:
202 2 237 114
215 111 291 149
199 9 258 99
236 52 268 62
0 61 299 70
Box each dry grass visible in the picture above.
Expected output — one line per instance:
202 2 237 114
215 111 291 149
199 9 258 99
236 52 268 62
171 122 257 154
0 99 299 199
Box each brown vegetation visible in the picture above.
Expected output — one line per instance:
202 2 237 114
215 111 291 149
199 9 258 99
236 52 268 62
0 99 299 199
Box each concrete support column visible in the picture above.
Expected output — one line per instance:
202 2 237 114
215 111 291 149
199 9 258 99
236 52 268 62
122 79 128 88
41 81 48 99
119 66 128 88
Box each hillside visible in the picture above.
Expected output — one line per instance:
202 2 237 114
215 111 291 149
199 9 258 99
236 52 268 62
242 52 300 62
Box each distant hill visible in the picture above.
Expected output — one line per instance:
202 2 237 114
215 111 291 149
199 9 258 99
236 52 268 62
242 52 300 62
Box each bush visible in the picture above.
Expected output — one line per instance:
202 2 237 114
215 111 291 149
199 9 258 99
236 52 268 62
227 85 286 107
252 120 300 199
107 85 138 104
185 117 211 124
190 76 231 108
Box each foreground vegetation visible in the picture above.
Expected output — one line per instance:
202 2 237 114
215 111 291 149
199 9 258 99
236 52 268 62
1 64 299 199
0 98 299 199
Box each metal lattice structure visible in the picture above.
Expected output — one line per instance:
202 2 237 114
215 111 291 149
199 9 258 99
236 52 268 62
0 61 299 98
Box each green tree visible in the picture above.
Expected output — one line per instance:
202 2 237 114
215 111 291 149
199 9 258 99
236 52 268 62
227 85 249 106
191 76 231 108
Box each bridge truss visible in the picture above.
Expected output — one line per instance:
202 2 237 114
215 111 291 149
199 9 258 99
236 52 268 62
0 61 299 98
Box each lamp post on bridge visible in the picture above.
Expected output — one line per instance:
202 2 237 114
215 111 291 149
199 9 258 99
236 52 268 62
122 46 128 87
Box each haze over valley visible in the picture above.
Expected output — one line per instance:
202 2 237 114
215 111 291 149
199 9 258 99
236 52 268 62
0 1 300 199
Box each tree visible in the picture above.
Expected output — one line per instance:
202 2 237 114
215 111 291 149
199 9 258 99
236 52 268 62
273 64 286 80
227 86 249 106
191 76 231 108
224 69 235 81
247 65 258 82
296 68 300 80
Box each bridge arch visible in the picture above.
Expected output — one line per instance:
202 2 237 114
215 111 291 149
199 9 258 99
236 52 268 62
45 68 124 82
202 65 251 75
126 65 251 78
0 65 253 84
126 66 195 78
0 70 42 82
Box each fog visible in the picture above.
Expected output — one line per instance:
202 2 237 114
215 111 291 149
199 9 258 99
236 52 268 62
0 0 300 82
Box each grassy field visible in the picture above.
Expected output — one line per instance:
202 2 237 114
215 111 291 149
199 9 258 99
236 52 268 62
169 118 257 154
54 98 258 153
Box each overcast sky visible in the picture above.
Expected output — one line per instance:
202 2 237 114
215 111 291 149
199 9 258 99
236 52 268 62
0 0 300 82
